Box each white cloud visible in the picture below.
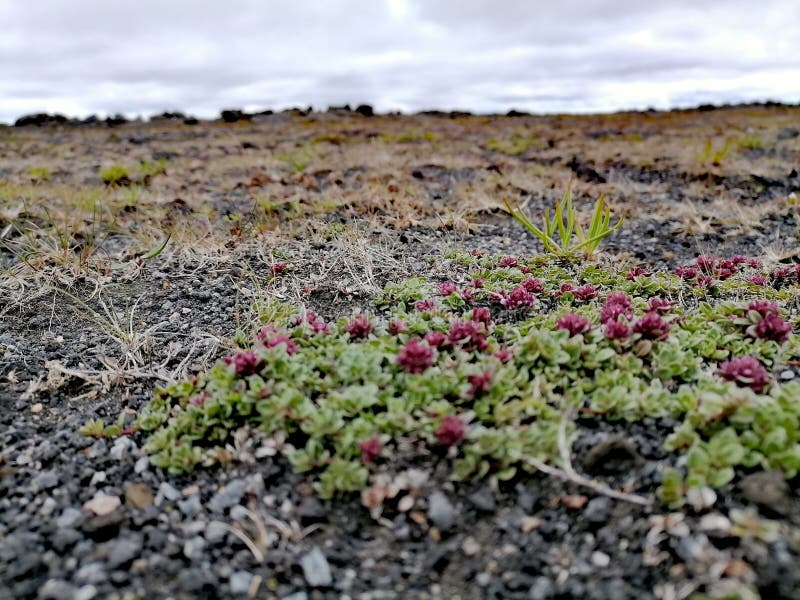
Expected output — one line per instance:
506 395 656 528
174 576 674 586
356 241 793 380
1 0 798 122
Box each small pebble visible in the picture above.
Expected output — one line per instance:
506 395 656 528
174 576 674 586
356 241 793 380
591 551 611 567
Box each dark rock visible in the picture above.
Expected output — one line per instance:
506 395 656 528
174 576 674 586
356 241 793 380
468 487 497 513
778 127 799 140
740 471 792 515
582 436 642 475
221 109 251 123
14 113 68 127
583 497 612 524
81 511 125 542
296 497 327 524
354 104 374 117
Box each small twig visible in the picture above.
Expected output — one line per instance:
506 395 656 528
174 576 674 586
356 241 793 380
525 413 652 507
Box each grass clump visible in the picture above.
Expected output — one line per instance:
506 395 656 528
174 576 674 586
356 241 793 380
503 184 623 258
100 164 132 186
134 251 800 506
27 166 52 183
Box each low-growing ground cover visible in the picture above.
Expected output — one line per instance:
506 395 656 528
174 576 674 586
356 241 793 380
134 252 800 511
2 105 800 600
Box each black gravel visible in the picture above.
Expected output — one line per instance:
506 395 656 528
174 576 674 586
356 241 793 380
2 218 800 600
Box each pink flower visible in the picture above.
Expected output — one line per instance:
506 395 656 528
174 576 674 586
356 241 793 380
424 331 447 347
345 315 373 339
730 255 748 265
519 266 532 274
556 283 575 297
675 266 698 280
438 282 458 297
388 320 407 335
498 256 518 268
747 275 768 286
521 278 544 293
600 292 633 324
270 263 288 274
469 249 485 256
471 307 492 327
494 347 513 363
436 416 466 447
416 299 436 312
574 284 599 301
260 333 298 355
719 356 770 392
747 300 779 318
747 258 761 268
293 311 329 334
223 350 263 376
499 286 535 310
633 312 671 340
467 370 492 397
469 278 485 288
396 339 436 373
359 436 383 463
603 320 631 340
556 313 592 336
751 314 792 343
696 255 717 273
695 275 715 289
647 297 674 314
448 320 489 351
626 267 649 280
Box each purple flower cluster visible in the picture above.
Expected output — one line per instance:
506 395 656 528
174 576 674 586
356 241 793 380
719 356 770 392
258 329 298 355
292 311 329 334
396 339 436 373
345 315 373 339
467 370 493 397
436 416 466 446
448 320 489 351
223 350 263 376
556 313 592 336
498 286 535 310
633 312 671 340
600 292 633 325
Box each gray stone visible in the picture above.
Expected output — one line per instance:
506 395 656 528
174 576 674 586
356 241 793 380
57 507 84 529
583 497 612 524
31 470 59 492
468 487 496 513
75 562 107 585
74 586 98 600
207 479 246 512
106 535 143 569
229 571 253 594
157 482 180 504
528 576 554 600
178 494 202 518
427 491 456 531
300 546 332 587
183 536 206 561
205 521 229 544
109 437 135 461
740 470 791 515
38 579 77 599
282 593 308 600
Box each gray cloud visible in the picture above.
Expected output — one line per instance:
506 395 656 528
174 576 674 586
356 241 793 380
1 0 798 122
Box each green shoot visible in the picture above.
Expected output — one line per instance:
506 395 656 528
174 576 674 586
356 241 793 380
503 184 623 258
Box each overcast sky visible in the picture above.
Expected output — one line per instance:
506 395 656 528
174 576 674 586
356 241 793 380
2 0 799 122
